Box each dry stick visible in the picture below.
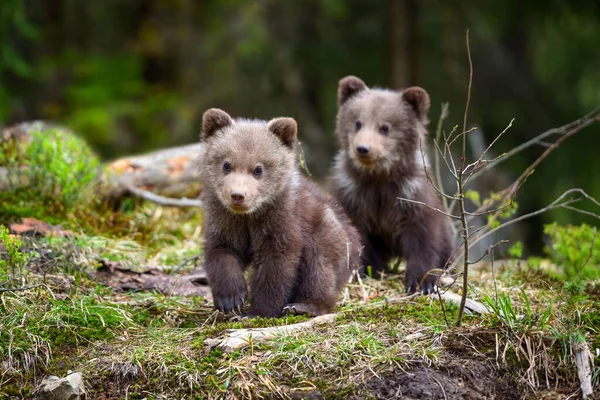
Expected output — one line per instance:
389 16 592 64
397 197 460 220
122 179 203 208
463 118 514 188
574 341 593 399
469 240 508 265
576 226 598 280
419 141 457 201
456 29 473 327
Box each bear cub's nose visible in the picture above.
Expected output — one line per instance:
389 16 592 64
356 144 370 157
231 190 245 204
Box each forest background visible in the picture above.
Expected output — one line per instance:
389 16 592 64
2 0 599 255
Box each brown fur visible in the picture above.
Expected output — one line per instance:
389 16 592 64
330 76 453 294
199 109 361 317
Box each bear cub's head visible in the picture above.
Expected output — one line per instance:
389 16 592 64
336 75 430 175
200 108 297 214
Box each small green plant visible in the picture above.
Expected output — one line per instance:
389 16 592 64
0 224 35 287
0 126 100 222
508 241 523 258
543 223 600 280
484 289 551 333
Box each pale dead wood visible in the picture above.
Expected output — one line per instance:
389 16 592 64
121 179 202 208
204 290 489 353
204 313 337 352
573 341 593 399
106 143 204 200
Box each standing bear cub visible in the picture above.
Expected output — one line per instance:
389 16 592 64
199 109 361 318
331 76 454 294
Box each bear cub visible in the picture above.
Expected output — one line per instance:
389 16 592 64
199 108 361 317
330 76 453 294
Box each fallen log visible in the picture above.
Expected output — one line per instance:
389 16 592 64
1 121 204 206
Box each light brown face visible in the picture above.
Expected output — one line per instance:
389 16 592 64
200 109 297 214
336 76 430 174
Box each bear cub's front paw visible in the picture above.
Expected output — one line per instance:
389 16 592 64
212 283 247 313
406 272 437 295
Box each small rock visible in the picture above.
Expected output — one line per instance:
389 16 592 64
39 372 86 400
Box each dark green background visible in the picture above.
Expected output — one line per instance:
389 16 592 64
1 0 599 253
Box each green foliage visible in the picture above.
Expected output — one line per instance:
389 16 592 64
465 190 481 207
484 289 552 333
0 127 100 222
543 223 600 280
508 241 523 258
482 192 519 229
0 224 36 287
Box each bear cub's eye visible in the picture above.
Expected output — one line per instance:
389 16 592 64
355 120 362 131
254 166 263 176
223 161 231 172
380 124 390 135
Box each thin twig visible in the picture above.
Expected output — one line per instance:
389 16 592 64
464 118 514 183
467 189 600 253
396 197 460 220
456 29 473 327
576 226 598 279
297 140 312 177
468 240 508 265
172 254 201 274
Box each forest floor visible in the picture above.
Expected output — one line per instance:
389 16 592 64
1 204 599 399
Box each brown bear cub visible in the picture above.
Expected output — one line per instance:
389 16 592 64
199 108 361 318
330 76 454 294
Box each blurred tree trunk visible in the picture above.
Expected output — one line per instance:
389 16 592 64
389 0 419 88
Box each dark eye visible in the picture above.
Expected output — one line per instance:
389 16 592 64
355 120 362 131
254 166 263 176
380 125 389 135
223 162 231 172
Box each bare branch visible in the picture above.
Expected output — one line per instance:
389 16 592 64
469 240 509 264
464 118 514 180
468 106 600 183
465 201 514 217
397 197 461 220
433 138 458 180
467 189 600 254
456 28 473 327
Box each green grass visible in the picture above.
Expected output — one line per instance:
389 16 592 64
1 197 599 398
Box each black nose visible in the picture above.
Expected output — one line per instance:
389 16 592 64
356 144 370 156
231 190 245 204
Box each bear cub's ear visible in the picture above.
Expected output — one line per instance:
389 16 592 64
202 108 234 140
268 117 297 149
338 76 368 107
402 87 430 123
